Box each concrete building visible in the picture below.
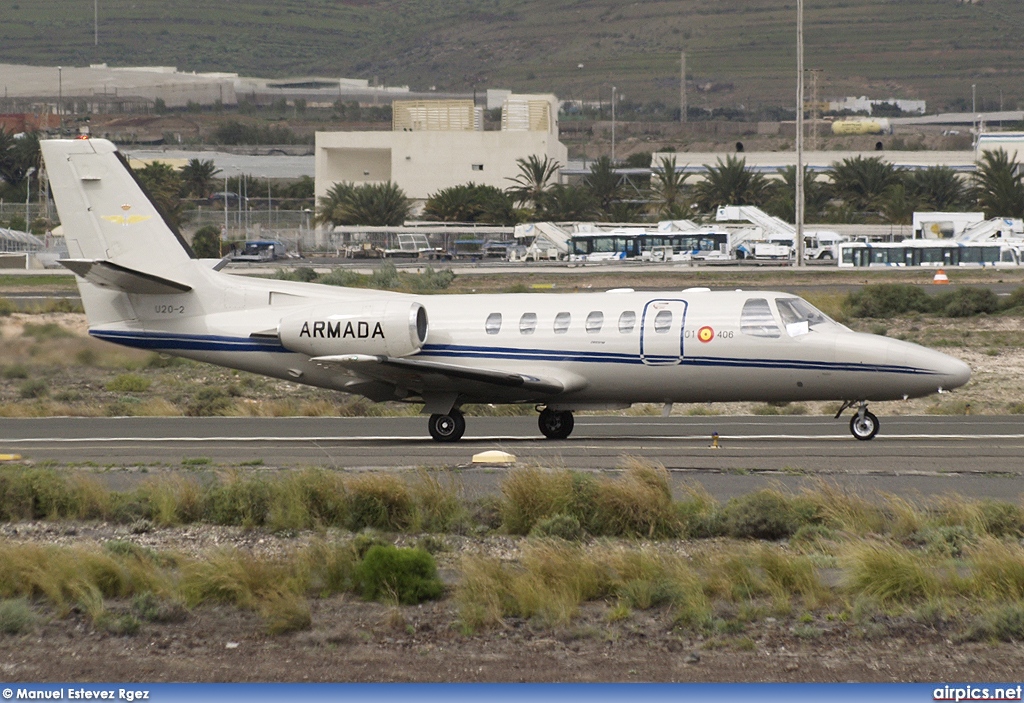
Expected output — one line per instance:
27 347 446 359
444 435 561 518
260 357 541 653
976 132 1024 161
829 96 927 115
315 94 567 202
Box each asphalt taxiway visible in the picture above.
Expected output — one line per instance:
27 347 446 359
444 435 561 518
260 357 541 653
3 415 1023 500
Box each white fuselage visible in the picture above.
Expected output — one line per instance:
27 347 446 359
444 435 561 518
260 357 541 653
85 268 971 409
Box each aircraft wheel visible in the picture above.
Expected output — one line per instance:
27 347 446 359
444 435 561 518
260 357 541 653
538 408 574 440
850 410 879 441
429 409 466 442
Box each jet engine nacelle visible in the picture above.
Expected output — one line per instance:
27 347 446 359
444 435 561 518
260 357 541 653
278 300 427 358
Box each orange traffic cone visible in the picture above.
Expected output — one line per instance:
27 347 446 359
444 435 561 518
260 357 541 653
932 268 950 284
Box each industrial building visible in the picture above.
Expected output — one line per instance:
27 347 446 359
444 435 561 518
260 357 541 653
315 94 568 202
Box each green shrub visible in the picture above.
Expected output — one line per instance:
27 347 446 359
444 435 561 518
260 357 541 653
0 598 36 634
18 378 48 399
3 364 28 379
530 513 586 541
0 298 15 316
274 267 318 283
977 501 1024 537
962 603 1024 642
1002 286 1024 313
591 462 681 538
318 269 364 287
259 590 312 635
186 387 234 416
131 592 188 623
106 373 152 393
354 545 444 605
22 322 74 339
844 284 933 318
203 474 272 527
722 489 811 540
933 287 1000 317
346 474 414 531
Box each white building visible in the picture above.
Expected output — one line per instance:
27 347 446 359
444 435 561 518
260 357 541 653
829 96 927 115
976 132 1024 161
315 94 567 202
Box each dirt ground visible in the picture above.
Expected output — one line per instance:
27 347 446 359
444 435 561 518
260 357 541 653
1 523 1023 683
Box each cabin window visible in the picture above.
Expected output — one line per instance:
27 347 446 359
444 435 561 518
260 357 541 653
485 312 502 335
740 298 781 338
654 310 672 333
553 312 571 334
586 311 604 334
618 310 636 333
519 312 537 334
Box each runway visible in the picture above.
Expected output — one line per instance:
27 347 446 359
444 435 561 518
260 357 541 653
4 415 1024 500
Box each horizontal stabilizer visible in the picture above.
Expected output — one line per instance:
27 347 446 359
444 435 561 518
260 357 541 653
59 259 192 295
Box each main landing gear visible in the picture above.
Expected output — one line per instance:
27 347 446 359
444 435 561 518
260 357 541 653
835 400 879 441
538 408 574 440
428 409 465 442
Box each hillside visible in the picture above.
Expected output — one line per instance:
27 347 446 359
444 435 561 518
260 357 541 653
1 0 1023 112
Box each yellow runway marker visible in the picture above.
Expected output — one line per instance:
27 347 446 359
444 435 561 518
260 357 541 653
0 454 23 461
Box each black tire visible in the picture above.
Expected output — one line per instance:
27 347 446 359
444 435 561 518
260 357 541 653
850 410 879 441
429 409 466 442
538 408 574 440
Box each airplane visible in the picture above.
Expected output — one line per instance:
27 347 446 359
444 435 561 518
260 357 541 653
41 137 971 443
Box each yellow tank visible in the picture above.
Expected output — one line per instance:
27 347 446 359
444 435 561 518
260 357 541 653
831 118 891 135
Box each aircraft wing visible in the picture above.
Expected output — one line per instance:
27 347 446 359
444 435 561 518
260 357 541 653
310 353 582 407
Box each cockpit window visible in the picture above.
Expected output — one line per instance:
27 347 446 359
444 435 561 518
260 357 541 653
740 298 780 338
776 298 840 336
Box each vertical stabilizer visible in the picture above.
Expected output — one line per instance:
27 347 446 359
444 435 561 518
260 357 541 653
41 138 195 274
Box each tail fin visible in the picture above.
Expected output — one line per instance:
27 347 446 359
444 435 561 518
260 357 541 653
41 138 195 274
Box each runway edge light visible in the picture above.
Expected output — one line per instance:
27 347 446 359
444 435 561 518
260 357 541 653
472 450 516 464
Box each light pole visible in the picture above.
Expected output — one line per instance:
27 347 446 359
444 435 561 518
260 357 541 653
223 173 229 245
24 167 36 233
57 67 62 134
972 83 978 135
611 86 617 162
266 177 274 229
795 0 805 267
94 0 98 46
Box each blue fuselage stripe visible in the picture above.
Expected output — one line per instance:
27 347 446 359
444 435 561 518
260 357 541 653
89 331 936 376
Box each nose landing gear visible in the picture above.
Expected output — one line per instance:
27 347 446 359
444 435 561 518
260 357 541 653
538 407 575 439
836 400 879 441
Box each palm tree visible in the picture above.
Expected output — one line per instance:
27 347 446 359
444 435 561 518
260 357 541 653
424 183 519 225
971 149 1024 218
315 182 355 226
905 166 968 211
585 155 624 218
827 156 903 212
648 156 691 219
134 161 184 228
0 129 40 191
540 184 599 221
333 182 411 226
693 155 773 213
180 158 221 198
879 183 915 225
506 154 561 210
763 165 830 224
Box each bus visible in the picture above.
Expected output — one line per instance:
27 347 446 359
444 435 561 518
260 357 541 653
569 229 731 262
838 240 1018 268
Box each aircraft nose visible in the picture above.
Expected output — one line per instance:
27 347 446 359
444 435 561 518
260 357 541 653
938 355 972 391
895 340 971 392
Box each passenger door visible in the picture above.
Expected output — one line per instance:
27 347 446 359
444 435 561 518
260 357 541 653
640 299 688 365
